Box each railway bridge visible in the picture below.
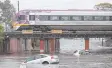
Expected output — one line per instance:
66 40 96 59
4 25 112 54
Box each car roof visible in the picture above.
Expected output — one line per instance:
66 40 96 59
40 54 57 56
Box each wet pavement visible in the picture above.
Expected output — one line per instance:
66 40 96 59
0 54 112 68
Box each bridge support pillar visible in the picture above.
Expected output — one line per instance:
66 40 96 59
44 38 49 53
17 38 21 53
55 38 60 53
85 38 89 51
4 37 10 53
49 38 55 54
40 39 44 54
10 38 18 53
39 38 60 54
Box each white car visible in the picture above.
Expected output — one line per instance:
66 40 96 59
23 54 59 64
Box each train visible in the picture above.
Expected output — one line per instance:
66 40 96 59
12 9 112 30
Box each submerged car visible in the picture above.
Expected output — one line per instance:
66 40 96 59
23 54 59 64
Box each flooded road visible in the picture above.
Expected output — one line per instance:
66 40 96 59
0 57 24 68
0 38 108 68
0 54 112 68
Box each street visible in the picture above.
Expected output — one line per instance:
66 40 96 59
0 53 112 68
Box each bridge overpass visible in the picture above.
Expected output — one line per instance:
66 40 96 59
5 25 112 38
5 31 112 38
4 25 112 54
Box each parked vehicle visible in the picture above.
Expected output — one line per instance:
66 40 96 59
22 54 59 64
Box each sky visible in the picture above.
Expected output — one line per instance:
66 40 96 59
2 0 112 11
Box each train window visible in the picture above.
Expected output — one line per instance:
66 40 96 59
105 16 110 21
18 15 25 20
109 16 112 21
84 16 93 21
29 15 35 21
94 16 104 21
60 16 70 21
50 16 59 21
38 15 49 21
72 16 82 21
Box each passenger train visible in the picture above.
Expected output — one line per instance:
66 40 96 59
13 9 112 30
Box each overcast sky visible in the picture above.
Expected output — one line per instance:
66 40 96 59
6 0 112 11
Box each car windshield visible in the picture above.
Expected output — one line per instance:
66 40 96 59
26 56 35 62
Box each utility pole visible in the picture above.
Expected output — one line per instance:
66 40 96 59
17 1 20 12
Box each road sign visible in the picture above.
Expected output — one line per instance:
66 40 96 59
22 30 33 34
51 30 62 34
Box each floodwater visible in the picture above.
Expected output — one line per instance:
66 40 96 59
0 38 112 68
0 54 112 68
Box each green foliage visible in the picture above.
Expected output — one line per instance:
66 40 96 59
0 24 4 36
0 24 4 43
0 0 15 52
95 3 112 7
0 24 4 52
94 3 112 10
0 24 3 32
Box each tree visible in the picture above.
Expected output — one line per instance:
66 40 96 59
0 0 15 52
94 3 112 10
0 0 15 31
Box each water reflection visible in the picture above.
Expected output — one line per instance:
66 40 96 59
20 64 60 68
20 63 112 68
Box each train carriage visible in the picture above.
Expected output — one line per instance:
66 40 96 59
13 9 112 30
